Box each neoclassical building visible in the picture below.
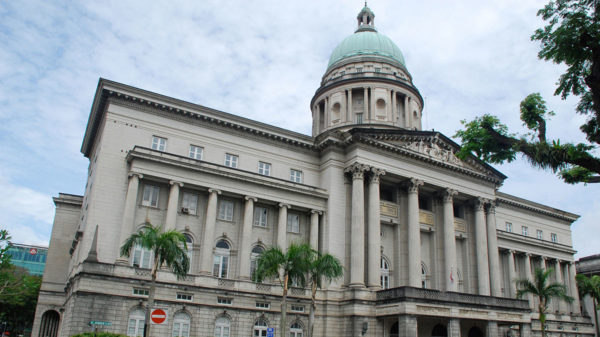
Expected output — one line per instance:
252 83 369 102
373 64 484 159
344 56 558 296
33 6 594 337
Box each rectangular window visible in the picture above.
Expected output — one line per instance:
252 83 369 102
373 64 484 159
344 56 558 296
453 204 465 218
176 293 193 301
418 196 432 211
181 192 198 215
132 245 152 268
536 230 543 240
506 222 513 232
290 169 303 183
258 162 271 176
522 226 528 236
356 67 363 73
375 67 381 73
142 185 160 207
133 288 149 296
224 153 238 168
254 207 268 227
255 302 270 309
151 136 167 151
287 213 300 233
217 297 232 305
356 113 363 124
189 145 203 160
290 305 304 312
218 200 234 221
551 233 558 243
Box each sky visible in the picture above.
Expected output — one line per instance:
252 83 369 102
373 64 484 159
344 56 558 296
0 0 597 258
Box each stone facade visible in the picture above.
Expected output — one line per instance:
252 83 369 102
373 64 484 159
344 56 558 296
33 6 594 337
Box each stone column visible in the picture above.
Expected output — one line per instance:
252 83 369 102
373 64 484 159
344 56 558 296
507 250 516 298
486 201 502 297
554 259 565 313
407 178 424 288
442 188 458 292
540 256 547 271
200 189 220 274
367 168 385 289
486 321 499 337
404 96 411 128
117 172 142 264
363 87 368 118
448 319 461 337
568 262 581 314
238 196 256 279
523 253 534 309
348 89 353 121
316 104 321 132
277 203 291 249
391 90 396 122
397 315 417 337
325 96 330 126
310 210 321 250
165 181 183 230
474 197 490 295
369 87 375 120
346 163 369 287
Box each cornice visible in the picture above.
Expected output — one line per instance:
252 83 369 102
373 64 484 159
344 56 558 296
496 192 579 223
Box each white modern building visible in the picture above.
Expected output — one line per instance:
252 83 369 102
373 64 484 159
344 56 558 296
33 5 593 337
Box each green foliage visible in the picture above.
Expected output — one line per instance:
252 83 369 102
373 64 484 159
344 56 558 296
454 114 517 163
71 333 128 337
0 265 42 335
0 229 12 269
576 274 600 337
306 250 343 337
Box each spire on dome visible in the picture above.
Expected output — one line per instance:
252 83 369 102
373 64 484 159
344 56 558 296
356 3 376 32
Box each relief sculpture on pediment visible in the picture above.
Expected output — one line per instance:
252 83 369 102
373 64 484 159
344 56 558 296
405 140 462 166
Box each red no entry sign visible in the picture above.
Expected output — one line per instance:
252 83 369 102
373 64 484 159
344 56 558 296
150 308 167 324
29 248 37 255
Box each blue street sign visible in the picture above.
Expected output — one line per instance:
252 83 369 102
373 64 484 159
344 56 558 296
267 327 274 337
89 321 112 326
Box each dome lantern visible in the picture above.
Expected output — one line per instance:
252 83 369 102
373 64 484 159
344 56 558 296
356 3 376 32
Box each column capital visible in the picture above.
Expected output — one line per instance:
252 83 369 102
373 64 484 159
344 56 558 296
208 188 221 195
244 196 257 202
441 188 458 203
524 252 532 257
473 197 487 211
279 203 291 209
369 167 386 183
128 172 143 179
486 199 497 214
406 178 424 194
169 180 184 187
344 163 370 180
311 209 323 215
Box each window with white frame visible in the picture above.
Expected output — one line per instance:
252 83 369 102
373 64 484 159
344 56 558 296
132 245 152 269
176 293 192 301
290 169 302 183
224 153 238 168
172 312 191 337
290 322 304 337
258 162 271 176
151 136 167 151
189 145 203 160
250 245 265 278
356 113 363 124
537 230 543 240
522 226 528 236
217 297 233 305
214 316 230 337
290 305 304 312
506 222 513 232
132 288 149 296
127 308 145 337
213 240 230 278
183 234 193 272
380 257 390 289
551 233 558 243
421 262 429 289
142 184 160 207
287 213 300 233
253 319 268 337
253 207 268 227
181 192 198 215
255 302 270 309
218 200 234 221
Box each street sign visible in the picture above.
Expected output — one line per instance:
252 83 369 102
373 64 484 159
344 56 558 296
29 248 37 255
150 308 167 324
89 321 112 326
267 327 274 337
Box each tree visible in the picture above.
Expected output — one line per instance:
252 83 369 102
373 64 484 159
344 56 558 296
576 274 600 337
306 250 343 337
516 268 573 337
253 243 312 337
0 266 41 335
120 223 189 337
454 0 600 184
0 229 11 269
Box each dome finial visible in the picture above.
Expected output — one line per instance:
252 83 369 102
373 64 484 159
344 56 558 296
356 3 376 32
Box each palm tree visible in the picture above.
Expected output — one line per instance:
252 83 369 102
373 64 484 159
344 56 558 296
253 243 312 337
516 268 573 337
306 250 343 337
576 274 600 337
120 223 189 337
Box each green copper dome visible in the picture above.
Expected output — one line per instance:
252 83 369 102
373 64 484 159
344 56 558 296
327 30 406 70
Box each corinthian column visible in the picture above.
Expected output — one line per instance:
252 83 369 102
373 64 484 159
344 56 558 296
310 210 321 251
523 253 534 309
442 188 458 292
200 189 220 275
346 163 369 287
367 167 386 289
407 178 423 288
507 250 516 298
277 203 290 249
116 172 142 264
486 201 501 297
165 181 183 230
474 197 490 295
238 196 256 279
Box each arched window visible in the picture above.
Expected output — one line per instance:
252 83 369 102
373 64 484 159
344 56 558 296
132 244 152 269
421 262 429 289
250 245 265 278
183 234 193 272
214 316 230 337
127 308 145 337
172 312 190 337
290 322 303 337
380 256 390 289
39 310 60 337
253 319 268 337
213 240 230 278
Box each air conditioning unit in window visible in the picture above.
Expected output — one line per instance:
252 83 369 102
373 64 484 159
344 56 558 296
181 207 189 214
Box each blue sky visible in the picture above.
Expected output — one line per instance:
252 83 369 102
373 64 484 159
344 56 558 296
0 0 597 257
